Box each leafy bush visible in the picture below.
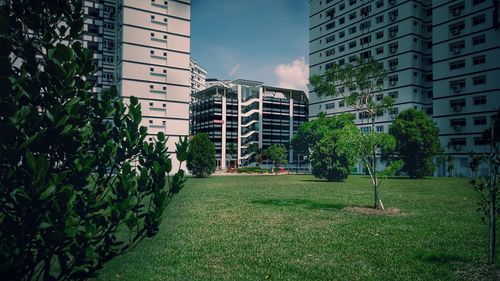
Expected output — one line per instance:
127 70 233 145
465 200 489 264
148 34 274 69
237 167 268 173
187 133 216 177
0 2 188 280
387 108 442 178
311 136 350 181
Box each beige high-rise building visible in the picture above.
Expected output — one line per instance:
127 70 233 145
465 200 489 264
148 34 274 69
82 0 191 169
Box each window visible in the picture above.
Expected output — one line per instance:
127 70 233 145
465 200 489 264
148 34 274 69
473 95 487 105
360 20 371 30
449 22 465 36
376 94 383 101
349 0 357 6
349 41 357 49
473 55 485 65
149 102 154 106
339 17 345 25
349 26 356 34
449 2 464 17
339 45 345 52
325 48 335 56
361 6 371 16
339 31 345 38
326 22 335 30
389 75 398 86
360 127 371 133
473 35 486 45
449 79 465 91
389 107 399 115
449 41 465 54
450 138 466 146
472 14 486 26
474 137 488 146
376 125 384 132
349 12 356 20
473 76 486 85
149 120 153 124
339 3 345 10
376 47 384 54
389 91 398 99
376 0 384 8
376 31 384 39
326 35 335 43
360 35 371 44
449 60 465 70
349 56 356 62
474 116 487 125
326 8 335 19
450 99 466 108
326 103 335 110
389 59 398 70
473 0 485 4
360 50 371 59
338 100 345 107
450 118 466 127
359 112 370 119
338 59 345 65
389 9 398 21
376 15 383 23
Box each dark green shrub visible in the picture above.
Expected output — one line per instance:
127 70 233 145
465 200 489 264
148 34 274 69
0 2 188 280
311 136 350 181
187 133 216 177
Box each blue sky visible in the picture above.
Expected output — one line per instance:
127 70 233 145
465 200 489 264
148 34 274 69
191 0 309 91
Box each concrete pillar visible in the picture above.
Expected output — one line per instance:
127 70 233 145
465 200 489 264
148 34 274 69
221 91 227 170
289 95 294 164
258 86 264 149
237 84 242 166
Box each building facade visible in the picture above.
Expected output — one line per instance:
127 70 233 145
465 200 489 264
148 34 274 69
190 79 308 169
82 0 191 169
309 0 500 176
190 58 207 94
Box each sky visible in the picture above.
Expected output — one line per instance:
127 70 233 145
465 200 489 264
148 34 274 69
190 0 310 91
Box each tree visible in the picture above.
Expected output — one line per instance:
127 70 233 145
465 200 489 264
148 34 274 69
226 142 237 170
187 133 216 177
311 133 350 181
247 142 263 165
0 1 188 280
264 144 287 174
468 109 500 264
292 113 355 181
386 108 442 178
310 57 394 210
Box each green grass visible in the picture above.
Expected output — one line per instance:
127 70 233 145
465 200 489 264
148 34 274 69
96 175 498 281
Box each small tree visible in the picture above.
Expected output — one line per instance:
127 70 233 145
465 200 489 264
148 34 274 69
0 1 188 280
226 142 237 170
311 133 350 181
187 133 216 177
264 144 287 174
387 108 442 178
247 142 263 165
310 57 393 210
469 110 500 264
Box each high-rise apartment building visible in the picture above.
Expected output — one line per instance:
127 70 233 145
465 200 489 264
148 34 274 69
432 0 500 176
190 58 207 94
190 79 308 169
83 0 191 168
309 0 500 176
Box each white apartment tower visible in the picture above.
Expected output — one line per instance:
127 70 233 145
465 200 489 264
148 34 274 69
82 0 191 169
190 58 207 94
432 0 500 176
309 0 500 176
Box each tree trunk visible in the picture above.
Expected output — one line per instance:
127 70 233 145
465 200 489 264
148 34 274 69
371 116 384 210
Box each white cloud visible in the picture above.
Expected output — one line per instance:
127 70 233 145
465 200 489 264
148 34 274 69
228 64 240 77
274 57 309 92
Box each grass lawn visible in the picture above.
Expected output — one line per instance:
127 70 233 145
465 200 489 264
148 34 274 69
95 175 498 281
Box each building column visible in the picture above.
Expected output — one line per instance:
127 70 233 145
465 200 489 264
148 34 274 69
258 86 264 149
237 84 242 167
289 96 294 164
221 91 227 170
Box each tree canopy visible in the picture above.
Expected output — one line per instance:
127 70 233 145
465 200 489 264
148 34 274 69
187 133 216 177
386 108 442 178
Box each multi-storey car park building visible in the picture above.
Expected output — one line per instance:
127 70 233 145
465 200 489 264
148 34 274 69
309 0 500 176
190 79 308 169
190 58 207 94
82 0 191 169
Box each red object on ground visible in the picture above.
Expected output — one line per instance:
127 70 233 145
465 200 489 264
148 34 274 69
280 165 284 174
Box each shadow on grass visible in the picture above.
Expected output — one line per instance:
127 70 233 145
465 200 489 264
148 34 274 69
251 198 346 211
418 253 470 265
299 179 345 183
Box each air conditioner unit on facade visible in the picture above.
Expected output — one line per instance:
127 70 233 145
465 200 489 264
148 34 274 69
451 28 461 36
389 32 396 38
452 105 462 112
389 80 396 86
452 9 461 17
451 48 460 54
